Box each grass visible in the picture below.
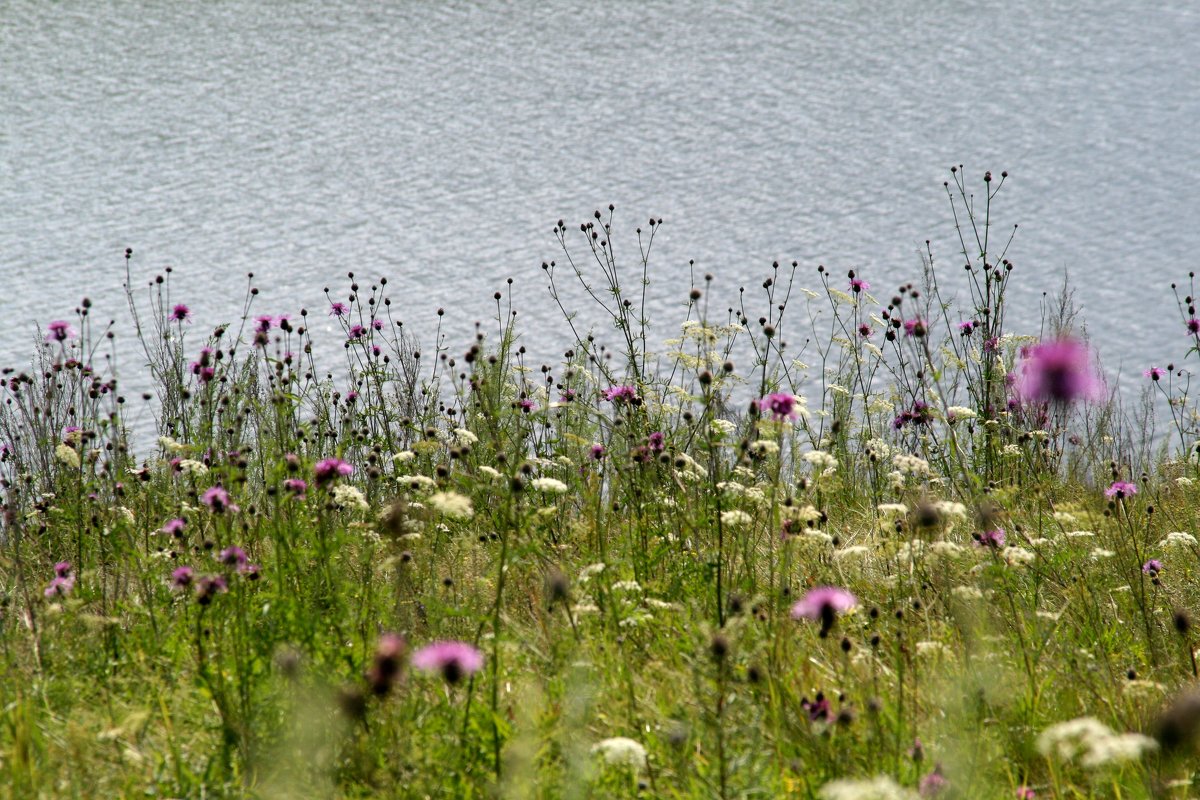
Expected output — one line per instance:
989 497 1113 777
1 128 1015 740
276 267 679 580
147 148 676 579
3 170 1200 799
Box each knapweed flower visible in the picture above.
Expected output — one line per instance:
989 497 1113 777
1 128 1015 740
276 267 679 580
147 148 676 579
591 737 648 769
1010 338 1105 405
1105 481 1137 499
893 402 934 429
918 766 948 797
45 320 77 343
516 398 536 413
367 633 407 696
756 392 803 421
849 277 870 293
1145 366 1166 381
411 640 483 684
170 304 192 322
802 693 831 722
329 301 349 317
201 486 239 514
195 574 228 605
347 323 367 339
647 432 665 453
589 443 606 460
858 323 874 338
161 518 185 537
45 563 75 598
314 457 353 485
975 528 1006 549
791 586 857 636
190 347 215 382
1015 788 1036 800
283 478 307 499
602 385 639 404
218 546 248 569
1188 318 1200 336
958 320 976 336
1142 559 1163 575
171 566 195 590
903 318 927 337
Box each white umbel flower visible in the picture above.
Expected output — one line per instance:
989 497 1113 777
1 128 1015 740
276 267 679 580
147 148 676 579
428 491 473 520
531 477 568 494
818 775 917 800
592 737 647 769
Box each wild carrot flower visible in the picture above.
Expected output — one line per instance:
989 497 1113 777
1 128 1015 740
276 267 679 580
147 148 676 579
411 640 483 684
45 320 77 343
1145 367 1166 381
314 457 353 485
201 486 238 514
170 304 191 322
792 586 857 636
171 566 194 590
1010 338 1104 405
756 392 803 421
1105 481 1137 499
591 737 647 769
602 385 639 403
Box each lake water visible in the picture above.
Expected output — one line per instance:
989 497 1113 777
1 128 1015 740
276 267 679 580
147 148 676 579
2 0 1199 415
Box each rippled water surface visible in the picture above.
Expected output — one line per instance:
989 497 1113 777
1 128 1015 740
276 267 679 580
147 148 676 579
2 1 1198 401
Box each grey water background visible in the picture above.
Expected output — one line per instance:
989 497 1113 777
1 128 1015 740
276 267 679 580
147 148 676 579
2 0 1198 432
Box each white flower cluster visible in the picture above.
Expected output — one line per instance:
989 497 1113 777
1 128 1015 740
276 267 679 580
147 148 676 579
804 450 838 472
818 776 917 800
397 474 436 492
946 406 976 422
892 454 930 477
591 737 647 769
332 484 369 512
1036 716 1157 768
428 491 473 520
55 443 80 469
720 509 753 528
531 477 568 494
178 459 208 476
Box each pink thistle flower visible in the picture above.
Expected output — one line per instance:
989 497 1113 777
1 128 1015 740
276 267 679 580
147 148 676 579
44 575 75 598
589 443 606 460
516 398 536 413
195 574 228 605
218 546 248 569
283 478 308 499
411 640 484 684
170 304 192 323
903 318 927 337
958 320 976 335
756 392 801 421
1187 319 1200 336
1010 338 1105 406
1016 788 1036 800
1142 559 1162 575
602 385 639 403
1145 366 1166 381
367 633 407 696
919 766 949 797
201 486 239 514
647 432 665 453
161 518 185 537
45 320 77 343
347 324 367 339
849 278 870 293
329 302 349 317
1105 481 1137 499
791 586 857 636
975 528 1006 549
171 566 195 590
314 458 353 485
858 323 873 338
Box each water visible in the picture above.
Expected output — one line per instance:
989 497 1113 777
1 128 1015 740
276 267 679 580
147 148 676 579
2 0 1198 409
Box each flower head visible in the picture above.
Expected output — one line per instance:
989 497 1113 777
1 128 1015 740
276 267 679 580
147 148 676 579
329 302 349 317
411 640 484 684
201 486 239 514
1188 319 1200 336
171 566 195 589
1145 367 1166 381
218 546 248 569
592 736 648 769
1105 481 1137 500
195 574 228 604
45 320 77 343
904 318 927 338
1010 338 1105 406
602 385 639 404
170 304 192 323
756 392 803 421
283 478 307 499
958 320 976 336
1142 559 1163 575
314 457 353 485
367 633 407 696
975 528 1006 549
161 518 185 537
791 586 857 636
849 278 870 293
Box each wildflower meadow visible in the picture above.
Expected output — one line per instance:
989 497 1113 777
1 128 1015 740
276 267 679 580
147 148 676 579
5 171 1200 798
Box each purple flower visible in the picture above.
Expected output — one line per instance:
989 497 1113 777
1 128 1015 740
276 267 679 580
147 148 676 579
347 324 367 340
283 478 308 498
201 486 239 514
367 633 407 696
45 320 77 343
589 444 606 461
44 575 75 598
903 318 927 338
170 304 192 322
919 767 949 797
791 586 857 636
329 302 349 317
975 528 1006 549
849 278 870 293
647 432 665 453
892 402 934 430
1142 559 1162 575
253 314 276 332
1105 481 1137 500
1145 367 1166 381
1015 788 1036 800
344 390 359 403
314 458 353 485
371 319 384 331
161 518 185 537
602 385 639 404
195 574 228 605
1010 338 1105 406
858 323 873 338
517 398 536 413
558 389 577 403
411 640 484 684
171 566 195 590
54 561 72 578
239 563 261 579
218 546 248 568
756 392 802 421
191 346 216 383
801 693 831 722
958 320 976 335
1188 319 1200 336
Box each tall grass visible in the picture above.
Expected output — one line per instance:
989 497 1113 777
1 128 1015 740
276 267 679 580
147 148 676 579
3 171 1200 799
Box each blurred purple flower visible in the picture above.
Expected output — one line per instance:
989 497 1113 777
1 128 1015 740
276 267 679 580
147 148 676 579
45 320 77 343
1105 481 1137 499
1010 338 1104 406
411 640 484 684
756 392 801 421
791 586 857 636
314 458 353 485
170 304 192 322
